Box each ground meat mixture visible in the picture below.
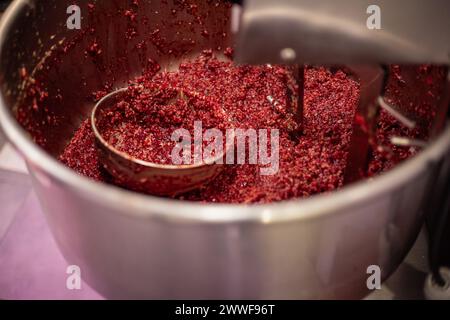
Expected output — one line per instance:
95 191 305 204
60 51 362 203
51 43 445 203
56 52 445 203
94 80 230 165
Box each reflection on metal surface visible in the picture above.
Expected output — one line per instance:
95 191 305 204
378 96 416 130
390 137 427 149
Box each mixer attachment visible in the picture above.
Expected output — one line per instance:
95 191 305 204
233 0 450 184
343 65 385 183
344 67 450 183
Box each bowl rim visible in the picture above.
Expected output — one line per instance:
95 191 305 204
1 0 449 224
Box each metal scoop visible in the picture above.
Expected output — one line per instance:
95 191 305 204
91 87 229 196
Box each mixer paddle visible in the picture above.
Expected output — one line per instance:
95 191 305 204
343 65 384 183
234 0 450 184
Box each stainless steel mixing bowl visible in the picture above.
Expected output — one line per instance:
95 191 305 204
0 0 449 299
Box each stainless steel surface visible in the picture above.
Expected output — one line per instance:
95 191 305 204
91 87 227 196
0 150 431 300
0 188 433 300
235 0 450 65
0 0 450 299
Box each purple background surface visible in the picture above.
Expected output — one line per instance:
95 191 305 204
0 190 103 300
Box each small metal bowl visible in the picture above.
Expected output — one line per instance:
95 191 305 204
91 87 231 196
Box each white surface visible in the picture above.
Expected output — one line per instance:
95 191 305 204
0 143 28 173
